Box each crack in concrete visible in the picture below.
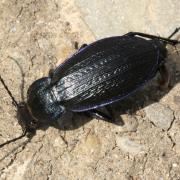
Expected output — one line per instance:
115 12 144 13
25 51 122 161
142 152 149 174
167 133 176 148
127 157 136 178
93 138 117 173
167 110 176 131
168 164 173 178
16 7 23 18
167 110 176 148
149 120 157 127
59 146 69 159
59 131 68 148
47 162 53 180
69 139 79 153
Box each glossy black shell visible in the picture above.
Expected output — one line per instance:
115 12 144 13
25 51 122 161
50 35 166 112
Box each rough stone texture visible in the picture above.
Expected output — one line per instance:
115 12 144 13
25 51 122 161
0 0 180 180
116 136 146 155
145 103 174 130
76 0 180 38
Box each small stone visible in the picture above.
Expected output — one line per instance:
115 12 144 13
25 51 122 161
85 134 101 151
145 103 174 130
77 133 101 156
10 26 16 33
172 163 178 168
116 137 145 155
121 114 139 132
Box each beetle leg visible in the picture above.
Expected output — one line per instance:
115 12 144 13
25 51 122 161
126 32 179 45
74 42 87 50
79 44 88 50
158 64 170 90
105 106 124 125
105 106 114 117
85 109 123 126
84 109 111 121
168 27 180 39
48 68 54 78
75 43 88 51
74 41 79 50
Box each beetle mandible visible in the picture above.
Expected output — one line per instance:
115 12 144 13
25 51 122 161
0 28 180 147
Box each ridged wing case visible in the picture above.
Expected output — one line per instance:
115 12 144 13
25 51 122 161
51 36 159 111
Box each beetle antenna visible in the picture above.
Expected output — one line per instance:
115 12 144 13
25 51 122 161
0 130 35 161
8 56 25 101
0 131 27 148
0 75 18 108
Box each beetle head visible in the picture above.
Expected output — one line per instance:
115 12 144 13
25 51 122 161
27 77 65 124
0 75 37 148
0 75 64 148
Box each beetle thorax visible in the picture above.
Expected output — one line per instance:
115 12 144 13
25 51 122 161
27 77 65 123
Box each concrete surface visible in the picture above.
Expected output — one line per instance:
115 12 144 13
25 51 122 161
76 0 180 38
0 0 180 179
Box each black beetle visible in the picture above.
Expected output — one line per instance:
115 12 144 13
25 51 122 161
0 28 180 148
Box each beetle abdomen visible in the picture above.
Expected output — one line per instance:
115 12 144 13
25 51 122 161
52 36 161 111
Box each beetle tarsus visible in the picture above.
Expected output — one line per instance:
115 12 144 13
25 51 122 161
105 106 124 126
49 68 54 78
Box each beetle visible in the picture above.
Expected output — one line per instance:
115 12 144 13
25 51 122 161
0 28 180 148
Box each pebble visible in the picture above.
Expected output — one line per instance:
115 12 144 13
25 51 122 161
121 114 139 132
145 103 174 130
116 137 145 155
77 133 101 156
